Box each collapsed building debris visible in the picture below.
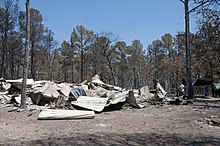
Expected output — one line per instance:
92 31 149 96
70 87 86 100
6 78 34 90
71 96 108 112
30 82 61 105
0 78 11 91
126 90 144 108
0 74 197 120
139 86 155 101
0 75 170 108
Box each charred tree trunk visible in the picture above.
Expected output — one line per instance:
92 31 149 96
133 67 137 89
184 0 194 99
0 52 6 78
30 41 36 80
106 56 116 86
21 0 30 109
80 47 84 83
0 32 8 79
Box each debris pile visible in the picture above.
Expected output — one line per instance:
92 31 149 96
0 75 176 120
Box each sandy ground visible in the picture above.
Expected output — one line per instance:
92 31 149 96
0 101 220 146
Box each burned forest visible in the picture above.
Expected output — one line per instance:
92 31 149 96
0 0 220 145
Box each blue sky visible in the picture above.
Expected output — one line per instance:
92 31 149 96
18 0 197 48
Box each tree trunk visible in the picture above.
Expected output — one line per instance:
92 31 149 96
106 56 116 86
64 64 67 82
16 62 20 79
10 49 15 79
81 48 84 82
184 0 194 99
21 0 30 109
0 53 6 78
71 60 74 83
133 68 137 89
47 31 52 80
30 41 35 80
0 32 8 79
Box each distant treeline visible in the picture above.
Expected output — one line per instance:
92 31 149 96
0 0 219 94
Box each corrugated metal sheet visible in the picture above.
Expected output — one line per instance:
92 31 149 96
71 96 108 112
38 109 95 120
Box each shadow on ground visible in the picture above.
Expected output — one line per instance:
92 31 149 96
3 133 220 146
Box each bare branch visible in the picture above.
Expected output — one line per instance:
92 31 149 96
189 0 210 14
180 0 185 4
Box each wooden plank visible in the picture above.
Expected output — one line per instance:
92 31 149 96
38 109 95 120
71 96 108 112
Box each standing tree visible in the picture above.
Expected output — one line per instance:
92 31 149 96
50 48 62 81
94 32 117 85
0 0 18 79
70 25 95 82
194 9 220 80
174 33 186 95
44 27 56 80
127 40 145 89
179 0 219 99
147 39 164 81
161 33 176 93
7 32 22 79
29 9 44 80
19 8 45 80
21 0 30 109
60 41 72 82
180 0 193 99
114 41 129 88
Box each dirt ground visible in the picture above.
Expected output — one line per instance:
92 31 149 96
0 101 220 146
